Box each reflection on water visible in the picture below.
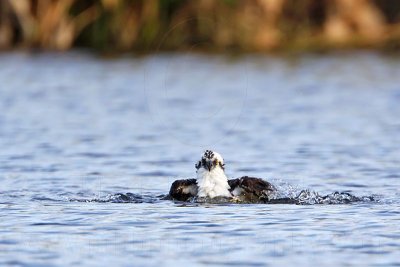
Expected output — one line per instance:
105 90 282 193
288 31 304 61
0 51 400 266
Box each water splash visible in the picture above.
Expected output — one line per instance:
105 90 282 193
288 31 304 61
294 190 375 205
67 190 377 205
64 178 377 205
69 193 164 203
267 179 377 204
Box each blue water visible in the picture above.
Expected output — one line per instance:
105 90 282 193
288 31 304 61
0 51 399 266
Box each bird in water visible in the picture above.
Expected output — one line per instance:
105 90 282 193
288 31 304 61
168 150 277 203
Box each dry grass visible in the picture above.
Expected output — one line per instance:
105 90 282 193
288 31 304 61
0 0 399 52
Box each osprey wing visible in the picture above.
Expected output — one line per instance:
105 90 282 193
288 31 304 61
229 176 276 203
168 179 197 201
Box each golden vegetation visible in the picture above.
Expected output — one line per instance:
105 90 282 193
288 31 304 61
1 0 400 52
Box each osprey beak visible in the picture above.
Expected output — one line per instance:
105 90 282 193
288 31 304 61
205 160 212 171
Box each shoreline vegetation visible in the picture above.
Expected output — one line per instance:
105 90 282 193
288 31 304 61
1 0 400 54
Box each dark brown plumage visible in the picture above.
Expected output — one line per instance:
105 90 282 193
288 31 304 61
228 176 276 203
168 178 197 202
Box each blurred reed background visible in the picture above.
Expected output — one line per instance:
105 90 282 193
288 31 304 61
1 0 400 52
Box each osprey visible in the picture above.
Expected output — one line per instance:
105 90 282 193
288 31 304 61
168 150 276 203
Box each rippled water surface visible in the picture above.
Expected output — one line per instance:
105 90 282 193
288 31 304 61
1 51 400 266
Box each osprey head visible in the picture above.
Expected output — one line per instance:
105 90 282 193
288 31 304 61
195 150 225 172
